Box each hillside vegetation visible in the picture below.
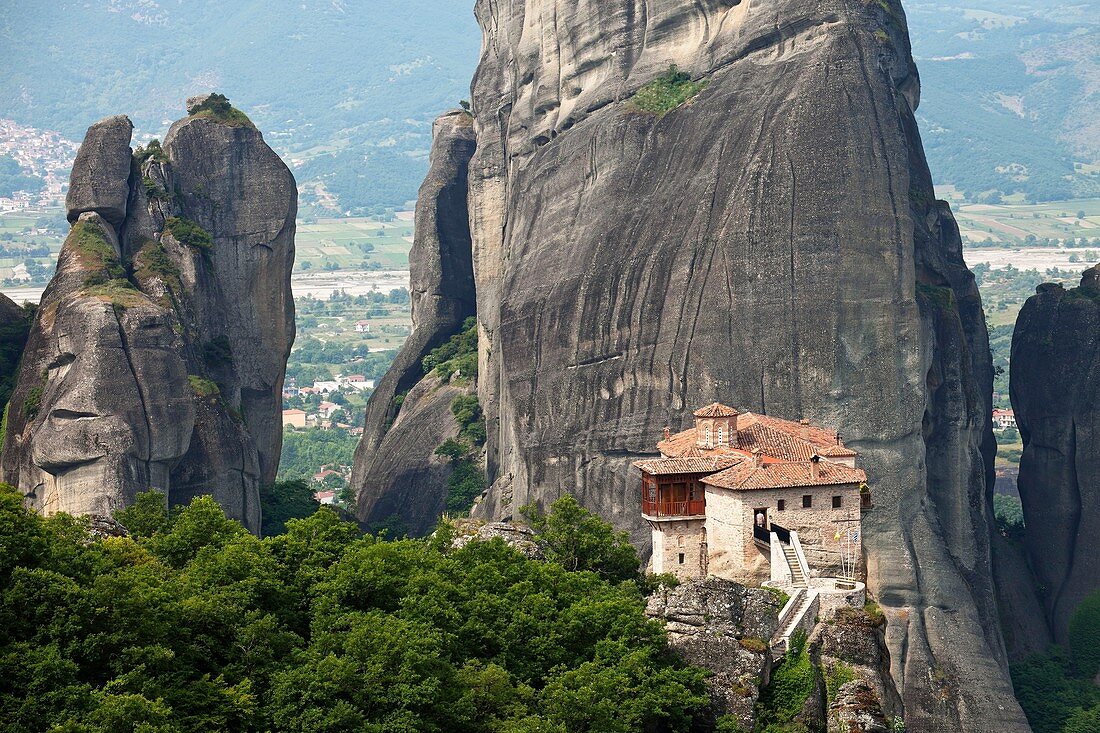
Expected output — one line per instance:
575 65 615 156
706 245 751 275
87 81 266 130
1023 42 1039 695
0 487 713 732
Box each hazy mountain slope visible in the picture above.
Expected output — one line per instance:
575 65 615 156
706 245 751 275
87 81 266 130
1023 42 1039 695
1 1 1095 208
0 0 480 210
906 0 1099 201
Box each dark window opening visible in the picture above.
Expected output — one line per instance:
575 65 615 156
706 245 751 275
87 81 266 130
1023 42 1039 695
778 499 786 511
803 495 812 508
832 495 842 508
678 553 685 565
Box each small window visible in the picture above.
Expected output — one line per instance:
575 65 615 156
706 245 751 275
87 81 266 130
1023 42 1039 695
717 425 725 445
777 499 786 511
832 495 843 509
802 495 812 508
678 553 685 565
704 425 712 444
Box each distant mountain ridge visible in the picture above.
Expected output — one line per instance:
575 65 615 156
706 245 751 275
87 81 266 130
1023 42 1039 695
0 1 1095 209
0 0 480 211
907 0 1099 201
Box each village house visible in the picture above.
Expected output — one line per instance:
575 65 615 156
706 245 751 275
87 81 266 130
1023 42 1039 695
992 408 1017 430
355 320 371 333
282 408 307 429
637 403 868 587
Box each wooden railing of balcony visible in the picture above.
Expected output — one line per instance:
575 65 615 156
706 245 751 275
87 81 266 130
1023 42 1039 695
641 496 706 518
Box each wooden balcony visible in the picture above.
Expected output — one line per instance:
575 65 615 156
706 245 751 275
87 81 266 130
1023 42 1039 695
642 497 706 519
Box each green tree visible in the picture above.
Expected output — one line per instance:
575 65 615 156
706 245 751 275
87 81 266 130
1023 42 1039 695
0 485 710 733
523 495 640 583
114 489 170 538
1069 590 1100 678
260 480 321 537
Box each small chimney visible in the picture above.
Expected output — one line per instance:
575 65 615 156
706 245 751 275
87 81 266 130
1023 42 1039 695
752 448 763 468
810 454 822 480
663 426 671 441
800 418 810 440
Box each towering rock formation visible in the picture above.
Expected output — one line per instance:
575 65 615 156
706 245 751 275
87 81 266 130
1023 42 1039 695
0 95 296 534
350 111 478 533
352 0 1026 726
1011 266 1100 643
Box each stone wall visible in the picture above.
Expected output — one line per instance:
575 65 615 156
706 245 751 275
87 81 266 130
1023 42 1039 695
706 483 863 583
650 517 707 579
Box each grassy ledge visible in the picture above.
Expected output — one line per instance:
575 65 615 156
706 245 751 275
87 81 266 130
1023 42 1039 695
187 93 256 128
627 65 707 118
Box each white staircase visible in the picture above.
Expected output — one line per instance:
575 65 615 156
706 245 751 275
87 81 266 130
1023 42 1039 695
770 587 819 657
782 544 807 588
770 534 817 657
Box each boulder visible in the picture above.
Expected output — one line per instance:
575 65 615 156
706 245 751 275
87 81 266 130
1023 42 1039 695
65 115 133 227
1 97 295 534
450 519 544 559
1010 269 1100 642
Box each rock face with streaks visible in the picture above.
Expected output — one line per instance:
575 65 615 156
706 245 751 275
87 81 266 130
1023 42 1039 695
459 0 1021 728
0 96 295 534
350 111 478 533
352 0 1027 725
1010 267 1100 643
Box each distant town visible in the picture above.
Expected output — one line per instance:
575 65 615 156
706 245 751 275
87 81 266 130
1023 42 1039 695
0 119 77 211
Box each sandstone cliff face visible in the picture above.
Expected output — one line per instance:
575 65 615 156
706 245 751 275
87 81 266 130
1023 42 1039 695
0 97 295 534
460 0 1021 728
350 111 477 532
1010 268 1100 644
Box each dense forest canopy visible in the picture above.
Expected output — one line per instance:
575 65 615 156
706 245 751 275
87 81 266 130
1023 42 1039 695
0 487 717 733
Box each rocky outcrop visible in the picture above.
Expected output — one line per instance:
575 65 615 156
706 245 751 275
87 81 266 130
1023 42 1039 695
65 115 134 227
814 606 903 729
449 518 544 559
0 96 295 534
828 680 891 733
452 0 1022 728
991 532 1052 660
1010 267 1100 643
647 578 780 729
355 373 474 534
350 111 477 532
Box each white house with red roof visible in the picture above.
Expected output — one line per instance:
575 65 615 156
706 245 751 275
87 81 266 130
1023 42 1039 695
637 403 868 589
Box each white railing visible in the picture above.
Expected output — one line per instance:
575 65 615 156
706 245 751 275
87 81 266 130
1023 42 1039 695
790 530 812 582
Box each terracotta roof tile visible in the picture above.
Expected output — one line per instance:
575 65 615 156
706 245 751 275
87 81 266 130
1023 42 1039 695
633 455 744 475
702 460 867 491
657 410 857 463
693 402 740 417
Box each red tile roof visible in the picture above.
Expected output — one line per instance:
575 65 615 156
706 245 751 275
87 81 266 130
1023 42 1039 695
702 460 867 491
657 411 855 463
693 402 740 418
633 455 744 475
